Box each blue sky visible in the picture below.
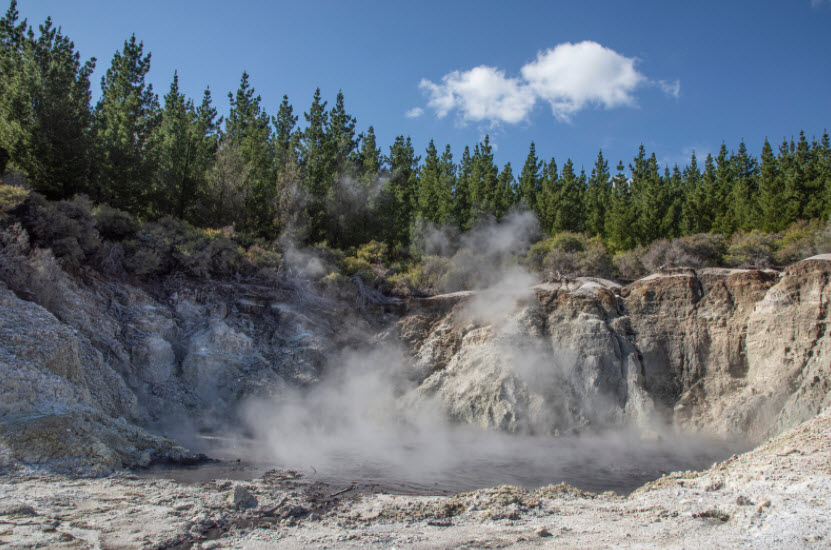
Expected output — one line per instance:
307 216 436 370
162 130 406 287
15 0 831 174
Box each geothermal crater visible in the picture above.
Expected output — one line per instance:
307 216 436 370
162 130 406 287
1 250 830 547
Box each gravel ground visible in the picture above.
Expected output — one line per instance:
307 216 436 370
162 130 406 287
1 409 829 549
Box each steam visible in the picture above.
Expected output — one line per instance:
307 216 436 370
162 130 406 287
209 208 742 493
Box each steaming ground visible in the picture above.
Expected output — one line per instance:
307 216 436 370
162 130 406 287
144 338 745 497
142 428 746 496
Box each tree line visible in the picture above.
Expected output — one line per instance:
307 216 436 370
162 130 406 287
1 1 829 257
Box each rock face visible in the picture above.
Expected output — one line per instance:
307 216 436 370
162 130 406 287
0 244 372 473
1 233 830 472
399 263 831 443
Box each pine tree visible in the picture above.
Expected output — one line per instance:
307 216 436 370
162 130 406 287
680 152 708 234
604 161 635 251
551 159 583 233
633 152 667 244
93 34 160 214
223 71 275 234
584 150 610 236
437 144 455 224
518 141 541 211
711 143 734 233
494 162 515 220
0 0 27 176
384 135 419 250
819 131 831 219
417 139 441 223
156 73 219 222
537 158 560 234
0 12 95 199
468 135 498 224
327 90 357 169
730 140 758 231
358 125 382 184
756 138 786 231
299 87 331 242
454 146 472 230
272 94 297 172
778 137 802 227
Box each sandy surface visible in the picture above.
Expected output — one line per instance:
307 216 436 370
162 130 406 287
1 410 829 549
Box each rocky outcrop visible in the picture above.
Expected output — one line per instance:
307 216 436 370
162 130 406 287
0 245 372 472
399 262 831 442
2 232 830 472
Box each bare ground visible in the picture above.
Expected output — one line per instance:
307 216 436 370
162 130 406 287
0 409 829 549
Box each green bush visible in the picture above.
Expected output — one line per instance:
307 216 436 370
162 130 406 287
356 240 388 264
94 205 138 241
774 220 820 264
613 246 648 280
341 256 373 280
0 184 28 215
724 231 777 268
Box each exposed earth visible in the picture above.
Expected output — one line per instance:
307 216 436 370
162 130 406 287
1 229 830 548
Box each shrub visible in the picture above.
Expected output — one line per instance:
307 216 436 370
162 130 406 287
774 220 820 265
724 231 777 268
386 255 453 296
356 240 388 264
0 184 28 215
341 256 373 280
526 233 610 279
613 246 648 281
124 246 162 277
94 205 138 241
245 244 282 269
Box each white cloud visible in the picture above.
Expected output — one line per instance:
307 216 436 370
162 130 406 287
657 79 681 99
418 41 678 125
405 107 424 118
811 0 828 7
521 42 645 121
419 66 535 124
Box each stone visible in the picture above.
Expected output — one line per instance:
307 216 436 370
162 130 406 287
229 485 258 510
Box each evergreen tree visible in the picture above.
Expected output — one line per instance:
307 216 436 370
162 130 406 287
518 141 541 211
454 146 472 230
156 74 219 222
417 139 441 223
819 131 831 219
437 144 455 224
730 140 758 231
633 151 668 244
605 161 635 251
711 143 734 233
537 158 560 234
358 125 382 184
299 87 331 242
0 11 95 199
680 152 708 234
468 135 498 223
778 137 802 227
223 71 275 234
272 94 297 172
494 162 515 219
384 135 419 249
327 90 357 169
551 159 582 233
584 150 610 236
93 34 160 215
756 138 786 231
0 0 27 176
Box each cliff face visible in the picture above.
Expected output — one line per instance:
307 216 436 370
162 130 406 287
1 239 830 472
399 260 831 442
0 245 372 473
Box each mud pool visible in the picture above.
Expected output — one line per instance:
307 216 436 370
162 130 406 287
138 430 746 495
